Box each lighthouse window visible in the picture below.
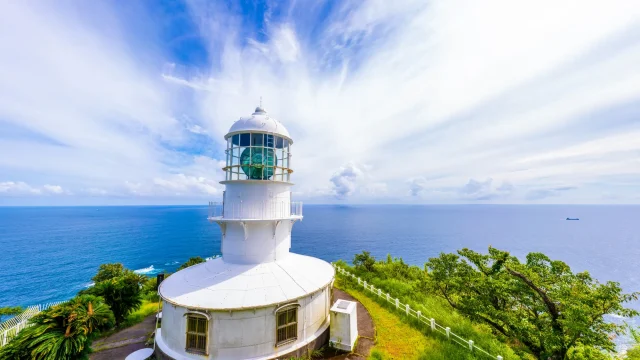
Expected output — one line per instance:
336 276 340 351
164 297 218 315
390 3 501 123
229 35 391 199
251 133 264 146
275 136 284 148
239 133 250 146
276 306 298 346
185 314 208 354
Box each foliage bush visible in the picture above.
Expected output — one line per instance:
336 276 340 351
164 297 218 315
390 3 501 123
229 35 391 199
81 264 146 326
342 249 639 360
336 257 530 360
0 307 23 323
177 256 205 271
0 295 114 360
627 326 640 360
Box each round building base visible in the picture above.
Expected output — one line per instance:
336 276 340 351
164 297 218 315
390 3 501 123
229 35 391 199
154 326 329 360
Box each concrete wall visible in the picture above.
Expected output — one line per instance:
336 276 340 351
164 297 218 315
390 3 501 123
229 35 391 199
223 182 291 219
222 220 293 264
159 285 331 360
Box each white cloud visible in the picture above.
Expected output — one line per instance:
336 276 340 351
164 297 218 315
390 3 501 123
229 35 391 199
152 174 220 196
459 179 514 201
0 181 67 195
330 163 364 199
42 185 65 194
2 0 640 204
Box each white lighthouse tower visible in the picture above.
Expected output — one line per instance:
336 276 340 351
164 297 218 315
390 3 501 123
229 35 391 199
156 106 335 360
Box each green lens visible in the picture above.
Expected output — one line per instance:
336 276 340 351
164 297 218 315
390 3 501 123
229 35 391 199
240 147 276 180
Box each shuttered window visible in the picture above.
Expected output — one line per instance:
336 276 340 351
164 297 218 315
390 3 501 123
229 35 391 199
276 306 298 346
185 314 208 354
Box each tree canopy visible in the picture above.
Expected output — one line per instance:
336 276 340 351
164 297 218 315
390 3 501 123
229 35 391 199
81 263 146 325
0 306 23 322
91 263 127 283
178 256 205 271
0 295 113 360
425 247 639 359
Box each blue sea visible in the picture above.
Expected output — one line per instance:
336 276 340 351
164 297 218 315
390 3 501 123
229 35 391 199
1 205 639 346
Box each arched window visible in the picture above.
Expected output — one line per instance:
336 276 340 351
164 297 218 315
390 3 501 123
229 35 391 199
185 312 209 354
275 303 299 346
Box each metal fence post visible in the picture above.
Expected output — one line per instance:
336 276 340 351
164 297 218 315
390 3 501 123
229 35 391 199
395 298 399 309
446 327 450 339
469 340 474 352
417 311 421 319
378 289 382 297
405 304 410 315
386 293 390 302
497 357 503 360
357 277 361 285
430 318 435 331
363 281 367 289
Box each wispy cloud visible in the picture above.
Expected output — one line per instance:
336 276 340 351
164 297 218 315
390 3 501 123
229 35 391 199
0 181 68 196
1 0 640 204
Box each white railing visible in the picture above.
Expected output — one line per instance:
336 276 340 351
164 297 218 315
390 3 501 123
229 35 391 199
208 201 303 220
334 265 504 360
0 302 64 347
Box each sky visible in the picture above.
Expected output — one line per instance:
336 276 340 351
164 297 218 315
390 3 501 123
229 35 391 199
1 0 640 205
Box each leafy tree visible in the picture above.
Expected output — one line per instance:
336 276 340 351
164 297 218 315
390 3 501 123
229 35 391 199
178 256 205 271
82 272 144 326
91 263 126 283
352 251 376 272
141 277 159 302
0 295 114 360
425 247 639 360
627 326 640 360
0 306 23 322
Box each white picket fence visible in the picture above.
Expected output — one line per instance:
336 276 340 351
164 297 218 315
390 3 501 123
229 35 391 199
0 302 64 347
334 265 504 360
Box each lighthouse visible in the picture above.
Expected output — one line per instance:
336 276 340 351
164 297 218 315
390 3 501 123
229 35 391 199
156 106 335 360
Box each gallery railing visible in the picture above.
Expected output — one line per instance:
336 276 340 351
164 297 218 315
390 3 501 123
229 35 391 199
208 201 303 219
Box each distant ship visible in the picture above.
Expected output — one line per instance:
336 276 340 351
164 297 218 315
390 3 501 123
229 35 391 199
566 217 579 221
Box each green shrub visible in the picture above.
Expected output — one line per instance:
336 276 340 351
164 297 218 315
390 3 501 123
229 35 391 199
0 295 114 360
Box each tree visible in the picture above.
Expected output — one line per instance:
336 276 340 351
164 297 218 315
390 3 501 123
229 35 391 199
91 263 126 283
627 326 640 360
425 247 639 359
0 306 23 322
82 272 144 326
0 295 114 360
178 257 205 271
352 251 376 272
82 263 146 326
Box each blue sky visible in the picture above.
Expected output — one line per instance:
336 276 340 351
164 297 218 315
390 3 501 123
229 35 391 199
1 0 640 205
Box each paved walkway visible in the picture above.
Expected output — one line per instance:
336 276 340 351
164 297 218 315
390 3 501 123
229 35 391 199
327 288 375 359
90 315 156 360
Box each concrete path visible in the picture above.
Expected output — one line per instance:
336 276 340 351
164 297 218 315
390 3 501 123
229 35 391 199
90 315 156 360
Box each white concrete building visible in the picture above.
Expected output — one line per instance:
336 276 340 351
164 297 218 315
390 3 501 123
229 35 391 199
156 106 335 360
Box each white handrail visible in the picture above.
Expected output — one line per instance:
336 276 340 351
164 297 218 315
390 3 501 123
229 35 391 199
333 265 503 360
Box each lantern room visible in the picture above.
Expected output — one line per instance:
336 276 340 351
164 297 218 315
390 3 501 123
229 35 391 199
224 107 293 182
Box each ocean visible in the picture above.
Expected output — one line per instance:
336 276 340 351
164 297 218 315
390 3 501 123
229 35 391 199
1 205 639 345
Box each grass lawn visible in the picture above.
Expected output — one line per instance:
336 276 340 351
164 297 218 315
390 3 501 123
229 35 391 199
121 300 161 328
337 278 429 359
336 275 520 360
96 300 161 339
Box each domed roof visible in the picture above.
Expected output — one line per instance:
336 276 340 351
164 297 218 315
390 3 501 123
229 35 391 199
226 107 292 142
158 253 334 310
